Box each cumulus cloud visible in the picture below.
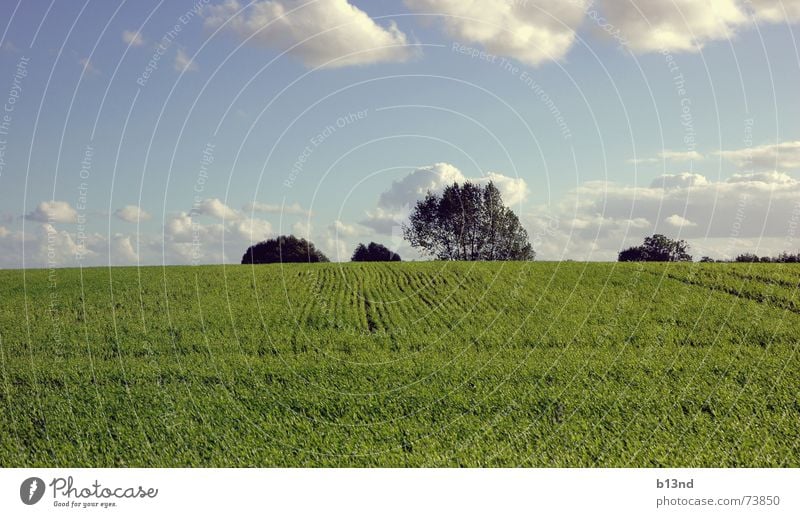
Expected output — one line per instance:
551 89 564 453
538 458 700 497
322 234 350 262
598 0 747 53
122 30 145 47
111 234 139 264
718 140 800 171
328 219 363 237
650 172 710 189
25 201 78 223
204 0 412 68
2 199 276 268
485 171 529 205
726 171 796 184
362 162 529 250
376 162 529 211
597 1 800 55
630 150 704 164
291 220 312 238
378 162 466 210
361 207 407 236
321 220 369 260
526 170 800 260
114 205 151 223
229 217 273 241
0 223 103 268
406 0 588 65
665 214 697 227
244 201 313 216
174 47 197 72
746 0 800 23
168 206 270 239
195 198 240 220
165 212 196 241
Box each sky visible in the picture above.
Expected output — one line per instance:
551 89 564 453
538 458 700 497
1 0 799 267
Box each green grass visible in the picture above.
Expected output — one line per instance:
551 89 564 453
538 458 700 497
0 262 798 467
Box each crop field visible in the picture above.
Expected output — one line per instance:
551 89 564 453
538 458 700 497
0 262 798 467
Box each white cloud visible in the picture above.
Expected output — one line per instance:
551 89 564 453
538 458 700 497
597 1 800 55
1 200 276 268
196 198 240 220
328 219 363 237
630 150 704 164
378 162 466 210
25 201 78 223
111 234 139 264
598 0 747 53
165 212 195 240
163 210 272 262
726 171 796 184
365 162 529 239
292 220 312 238
650 172 710 189
376 162 528 209
321 220 367 261
361 207 407 236
665 214 697 228
122 30 145 47
229 217 273 242
527 171 800 260
204 0 412 69
718 140 800 171
746 0 800 23
174 47 197 72
322 234 350 262
244 201 313 216
405 0 588 65
484 171 529 205
114 205 151 223
0 223 98 268
189 208 271 241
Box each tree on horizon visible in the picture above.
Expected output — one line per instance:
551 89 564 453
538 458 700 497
351 242 401 262
403 181 534 261
618 234 692 262
241 235 329 264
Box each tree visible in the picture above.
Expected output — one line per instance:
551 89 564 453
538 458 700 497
777 252 800 263
618 246 649 262
241 235 329 264
351 242 401 262
403 181 534 261
734 253 760 263
618 234 692 262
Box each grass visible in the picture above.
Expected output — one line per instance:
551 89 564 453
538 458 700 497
0 261 798 467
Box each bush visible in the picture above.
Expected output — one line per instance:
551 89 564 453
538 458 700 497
351 242 401 262
618 234 692 262
242 235 329 264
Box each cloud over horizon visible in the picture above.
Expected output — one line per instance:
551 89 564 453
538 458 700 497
527 170 800 260
363 162 530 236
25 201 79 224
115 205 152 223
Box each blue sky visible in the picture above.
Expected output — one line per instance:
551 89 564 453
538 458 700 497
1 0 799 267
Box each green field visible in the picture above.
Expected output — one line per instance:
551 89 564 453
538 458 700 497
0 262 798 467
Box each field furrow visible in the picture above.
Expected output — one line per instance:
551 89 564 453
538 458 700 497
1 262 798 467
